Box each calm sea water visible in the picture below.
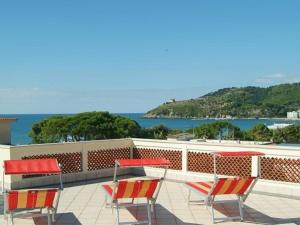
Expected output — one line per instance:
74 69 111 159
1 113 300 145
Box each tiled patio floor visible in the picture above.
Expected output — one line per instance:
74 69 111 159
1 177 300 225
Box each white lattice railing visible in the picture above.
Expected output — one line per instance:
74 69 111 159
0 138 299 197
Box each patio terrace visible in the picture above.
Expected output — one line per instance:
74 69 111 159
1 138 300 224
1 177 300 225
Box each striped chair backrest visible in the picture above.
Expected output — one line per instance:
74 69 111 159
7 189 58 210
114 179 160 199
211 177 255 196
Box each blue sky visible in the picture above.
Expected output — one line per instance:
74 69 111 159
1 0 300 113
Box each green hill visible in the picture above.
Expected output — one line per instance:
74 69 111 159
144 83 300 118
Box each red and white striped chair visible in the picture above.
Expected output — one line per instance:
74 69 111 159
7 189 58 210
185 176 256 223
2 159 63 225
102 179 160 225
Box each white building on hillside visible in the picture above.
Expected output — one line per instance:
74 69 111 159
287 111 299 119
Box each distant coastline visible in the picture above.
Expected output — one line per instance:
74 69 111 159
2 113 300 145
144 83 300 119
143 115 300 120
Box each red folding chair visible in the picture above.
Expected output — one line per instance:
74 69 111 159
185 151 265 223
102 158 170 225
2 159 63 225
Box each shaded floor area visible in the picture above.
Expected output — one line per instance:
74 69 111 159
1 177 300 225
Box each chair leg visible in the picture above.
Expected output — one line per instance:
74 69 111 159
150 199 155 213
47 208 52 225
115 200 120 225
105 194 110 207
52 208 56 223
111 200 115 214
4 194 7 220
3 209 7 223
210 197 216 224
147 199 152 225
9 212 14 225
52 205 59 222
238 197 244 221
211 205 215 224
152 200 157 224
205 197 210 210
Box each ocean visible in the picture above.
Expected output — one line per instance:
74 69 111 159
1 113 300 145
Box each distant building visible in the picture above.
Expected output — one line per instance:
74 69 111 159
165 99 176 104
267 123 292 130
287 111 299 119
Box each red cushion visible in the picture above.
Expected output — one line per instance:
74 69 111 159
117 158 170 167
4 159 61 175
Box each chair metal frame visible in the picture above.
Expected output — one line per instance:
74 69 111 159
104 179 160 225
1 159 63 225
186 151 265 224
104 158 170 225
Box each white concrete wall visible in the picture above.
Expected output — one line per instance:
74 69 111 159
0 121 12 145
2 139 134 189
0 145 12 192
132 138 300 158
132 138 300 198
1 138 299 198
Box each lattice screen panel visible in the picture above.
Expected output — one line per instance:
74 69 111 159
22 152 82 175
261 157 300 183
133 148 182 170
88 147 131 171
188 152 252 177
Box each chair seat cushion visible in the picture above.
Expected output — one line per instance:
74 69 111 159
102 179 160 199
185 181 213 195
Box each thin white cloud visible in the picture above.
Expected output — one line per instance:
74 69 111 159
0 87 207 114
268 73 285 79
255 73 300 86
0 88 67 100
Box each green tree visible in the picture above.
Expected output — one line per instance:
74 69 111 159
270 124 300 144
192 121 242 140
140 125 169 139
168 129 183 135
272 129 285 144
193 124 215 139
282 124 300 143
30 116 71 143
29 112 141 144
114 116 141 138
246 124 272 142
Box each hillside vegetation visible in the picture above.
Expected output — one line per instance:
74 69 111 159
144 83 300 118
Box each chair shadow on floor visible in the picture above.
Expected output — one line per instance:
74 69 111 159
126 203 199 225
48 212 82 225
212 202 300 224
0 212 82 225
1 195 82 225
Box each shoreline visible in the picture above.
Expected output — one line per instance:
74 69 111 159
142 115 300 121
